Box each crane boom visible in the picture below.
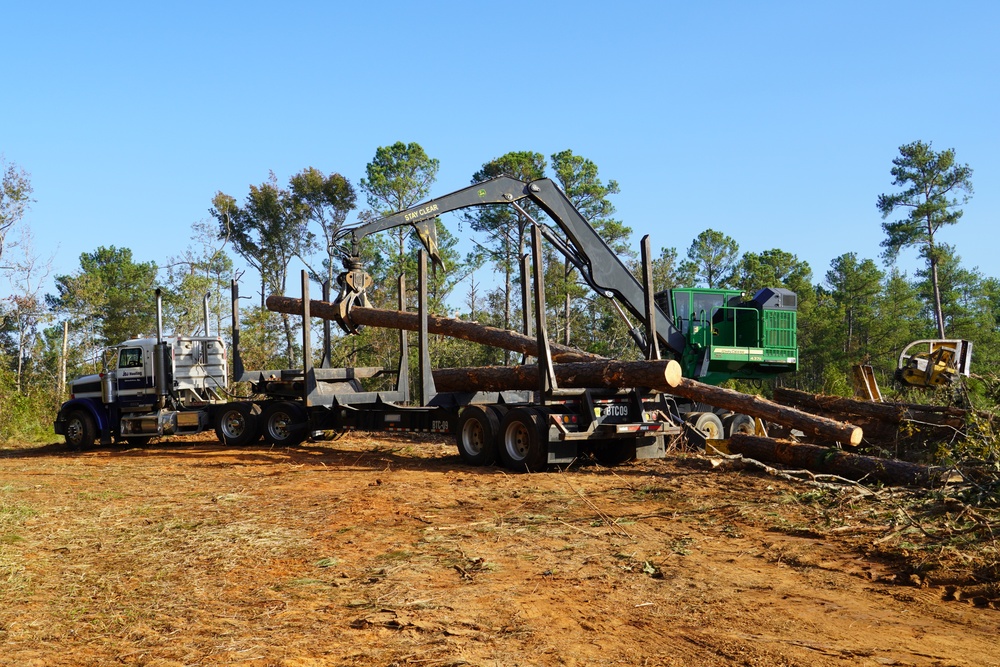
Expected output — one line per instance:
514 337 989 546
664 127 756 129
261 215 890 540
335 176 688 356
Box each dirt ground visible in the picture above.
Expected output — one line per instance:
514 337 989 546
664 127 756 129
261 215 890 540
1 433 998 667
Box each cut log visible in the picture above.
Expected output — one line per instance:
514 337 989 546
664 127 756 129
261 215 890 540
433 359 683 393
265 295 602 364
771 387 981 452
774 387 909 423
773 387 965 428
670 379 863 446
728 434 949 487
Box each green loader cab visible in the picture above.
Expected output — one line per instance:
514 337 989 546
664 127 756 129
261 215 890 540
656 287 798 385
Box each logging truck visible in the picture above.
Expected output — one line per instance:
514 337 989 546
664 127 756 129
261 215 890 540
55 176 805 470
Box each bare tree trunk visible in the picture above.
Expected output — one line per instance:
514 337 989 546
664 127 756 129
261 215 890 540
669 378 863 445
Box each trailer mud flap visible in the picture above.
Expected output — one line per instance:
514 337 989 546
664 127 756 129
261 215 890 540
547 439 577 464
635 435 666 459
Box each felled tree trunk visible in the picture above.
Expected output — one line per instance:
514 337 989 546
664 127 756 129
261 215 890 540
728 434 948 487
670 379 863 446
265 295 602 364
773 387 967 429
433 359 683 393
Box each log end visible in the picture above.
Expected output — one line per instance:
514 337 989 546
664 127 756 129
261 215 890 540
847 426 864 446
663 360 682 388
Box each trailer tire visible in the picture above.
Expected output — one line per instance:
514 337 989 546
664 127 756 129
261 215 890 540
260 401 308 446
686 412 724 440
723 413 755 438
214 402 260 446
456 405 500 466
498 407 548 473
64 409 97 450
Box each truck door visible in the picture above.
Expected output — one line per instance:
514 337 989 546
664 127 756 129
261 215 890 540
115 346 155 410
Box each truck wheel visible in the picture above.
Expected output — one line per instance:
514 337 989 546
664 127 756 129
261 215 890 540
214 402 260 446
65 410 97 450
498 408 548 473
723 413 755 438
455 405 500 466
260 401 307 446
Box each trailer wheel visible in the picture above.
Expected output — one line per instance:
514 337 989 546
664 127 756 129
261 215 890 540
214 402 260 446
64 409 97 450
498 408 548 473
456 405 500 466
723 413 755 438
686 412 724 440
260 401 307 446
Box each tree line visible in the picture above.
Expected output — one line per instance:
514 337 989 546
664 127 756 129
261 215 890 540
1 140 996 441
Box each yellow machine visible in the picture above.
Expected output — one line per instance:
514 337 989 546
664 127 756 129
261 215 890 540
895 339 973 389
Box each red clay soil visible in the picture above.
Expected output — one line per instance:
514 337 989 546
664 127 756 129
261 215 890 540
0 433 997 666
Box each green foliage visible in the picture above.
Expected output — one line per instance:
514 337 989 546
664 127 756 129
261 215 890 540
463 151 547 361
549 150 626 350
163 220 234 338
647 246 683 291
359 142 442 311
212 172 308 302
360 142 439 215
735 249 812 297
824 252 883 360
289 167 357 289
48 246 158 351
236 307 292 372
878 140 974 338
678 229 739 288
211 172 313 366
0 362 58 443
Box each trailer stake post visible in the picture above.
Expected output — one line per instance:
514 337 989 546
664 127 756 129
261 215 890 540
641 235 661 361
397 274 410 400
418 250 436 405
302 270 316 407
531 224 558 396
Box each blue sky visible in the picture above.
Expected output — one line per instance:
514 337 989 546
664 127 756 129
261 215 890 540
3 1 998 305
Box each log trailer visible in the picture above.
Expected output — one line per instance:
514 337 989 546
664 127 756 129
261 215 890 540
54 176 800 471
